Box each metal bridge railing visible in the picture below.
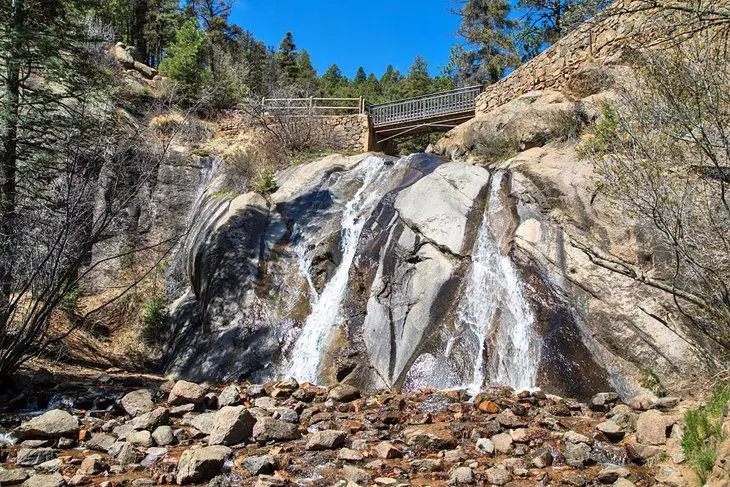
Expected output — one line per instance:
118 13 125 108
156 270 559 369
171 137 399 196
367 86 483 127
261 97 365 115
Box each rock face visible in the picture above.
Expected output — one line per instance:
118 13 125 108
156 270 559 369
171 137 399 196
160 89 716 398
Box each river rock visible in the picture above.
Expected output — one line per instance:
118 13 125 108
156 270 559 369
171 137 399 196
242 455 277 475
217 386 241 407
120 390 155 417
636 410 668 445
485 467 511 485
208 406 255 446
655 466 688 486
476 438 494 454
151 426 175 446
597 420 624 441
628 394 657 411
132 407 169 431
16 448 57 467
168 380 205 405
252 417 300 442
176 445 232 485
449 466 474 484
306 430 347 450
21 473 66 487
16 410 79 439
78 454 105 475
343 465 372 484
328 385 360 402
128 430 153 447
402 423 456 450
491 433 513 454
375 441 402 459
0 468 31 485
188 412 216 435
564 442 592 467
597 466 630 483
87 433 116 452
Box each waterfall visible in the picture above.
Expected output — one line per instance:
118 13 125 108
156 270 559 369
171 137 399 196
456 171 539 394
287 156 392 383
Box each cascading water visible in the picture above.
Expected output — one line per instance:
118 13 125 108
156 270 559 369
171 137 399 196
287 155 394 383
456 171 539 394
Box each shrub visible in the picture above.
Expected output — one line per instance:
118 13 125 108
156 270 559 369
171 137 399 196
547 109 583 142
157 20 211 103
253 170 278 195
59 285 82 316
139 295 168 346
682 383 730 483
641 368 667 397
149 113 215 142
473 127 520 162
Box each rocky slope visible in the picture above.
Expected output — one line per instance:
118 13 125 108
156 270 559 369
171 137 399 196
0 371 704 487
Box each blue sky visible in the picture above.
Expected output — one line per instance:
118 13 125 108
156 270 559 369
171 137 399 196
231 0 462 78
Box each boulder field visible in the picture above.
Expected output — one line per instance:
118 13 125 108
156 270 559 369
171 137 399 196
0 371 716 486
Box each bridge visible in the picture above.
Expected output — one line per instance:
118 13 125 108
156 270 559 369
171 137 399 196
261 85 483 151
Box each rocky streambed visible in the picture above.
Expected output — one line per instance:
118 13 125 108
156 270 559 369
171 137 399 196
0 369 702 487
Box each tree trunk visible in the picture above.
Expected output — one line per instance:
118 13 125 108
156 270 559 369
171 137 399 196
0 0 22 328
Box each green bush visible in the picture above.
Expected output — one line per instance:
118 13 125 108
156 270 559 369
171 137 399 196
683 383 730 484
59 285 82 315
139 296 168 346
254 170 278 195
158 20 211 102
577 102 621 158
641 368 667 397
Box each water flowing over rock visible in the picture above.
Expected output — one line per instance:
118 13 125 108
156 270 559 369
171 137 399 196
163 148 694 399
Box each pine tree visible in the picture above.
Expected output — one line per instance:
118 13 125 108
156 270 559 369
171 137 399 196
295 49 319 93
158 19 211 101
450 0 519 84
404 55 433 96
354 66 367 85
277 32 299 83
320 64 348 96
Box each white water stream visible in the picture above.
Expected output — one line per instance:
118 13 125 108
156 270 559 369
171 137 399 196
456 171 539 394
287 156 393 383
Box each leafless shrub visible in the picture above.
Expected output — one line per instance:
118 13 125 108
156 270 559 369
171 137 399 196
579 37 730 352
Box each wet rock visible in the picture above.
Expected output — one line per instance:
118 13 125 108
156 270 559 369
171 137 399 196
614 479 637 487
564 431 591 444
562 475 587 486
491 433 513 454
112 423 135 440
120 390 155 417
16 448 57 466
217 386 241 407
151 426 175 446
375 441 402 459
204 393 218 410
476 438 494 454
485 467 511 485
252 417 301 442
328 385 360 402
402 424 456 450
564 442 592 467
78 454 105 475
545 402 571 416
176 445 232 485
496 410 528 428
338 448 364 461
597 466 630 483
37 459 63 472
209 406 255 446
127 430 153 447
306 430 347 450
16 410 80 439
168 381 206 406
132 407 169 431
0 468 31 485
242 455 277 475
449 466 474 484
21 473 66 487
343 465 372 484
597 420 624 441
410 458 443 472
636 410 668 445
207 475 230 487
87 433 116 452
626 442 664 463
